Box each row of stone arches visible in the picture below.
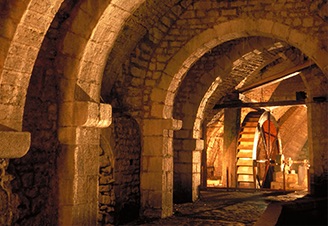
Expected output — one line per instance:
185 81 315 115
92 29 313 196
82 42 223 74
0 0 327 225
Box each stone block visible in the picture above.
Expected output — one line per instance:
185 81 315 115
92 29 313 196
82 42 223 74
0 131 30 158
60 101 112 128
141 172 162 190
58 127 78 145
273 171 284 182
150 88 167 102
286 174 298 183
174 162 192 173
98 103 112 127
58 178 75 205
143 118 182 136
59 205 73 226
143 156 162 172
182 139 204 151
271 181 283 190
175 150 192 163
74 101 99 127
143 136 163 156
57 145 79 179
162 157 173 172
75 176 88 204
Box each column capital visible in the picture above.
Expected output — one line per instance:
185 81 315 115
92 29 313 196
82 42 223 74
143 118 182 136
0 131 31 158
60 101 112 128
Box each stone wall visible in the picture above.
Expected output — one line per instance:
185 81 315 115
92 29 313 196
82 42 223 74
99 113 141 225
0 159 19 225
7 68 60 225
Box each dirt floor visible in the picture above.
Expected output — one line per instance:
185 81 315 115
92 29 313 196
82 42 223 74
128 189 308 226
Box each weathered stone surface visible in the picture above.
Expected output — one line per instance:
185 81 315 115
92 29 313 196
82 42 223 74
0 0 327 225
0 131 31 158
99 114 141 225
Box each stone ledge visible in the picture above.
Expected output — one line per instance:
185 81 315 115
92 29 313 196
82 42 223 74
0 131 31 158
60 101 112 128
143 118 182 136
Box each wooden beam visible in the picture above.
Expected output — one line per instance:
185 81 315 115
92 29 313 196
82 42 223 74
238 61 315 93
213 99 305 109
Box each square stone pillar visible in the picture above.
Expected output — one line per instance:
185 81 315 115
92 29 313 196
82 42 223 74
301 70 327 197
58 127 100 225
222 107 241 188
141 119 181 218
58 102 112 225
173 138 204 203
307 100 328 197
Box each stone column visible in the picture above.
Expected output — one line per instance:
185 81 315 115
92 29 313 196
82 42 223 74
307 99 328 197
222 107 241 188
0 131 30 225
174 137 204 203
301 70 327 197
58 102 111 225
141 118 182 218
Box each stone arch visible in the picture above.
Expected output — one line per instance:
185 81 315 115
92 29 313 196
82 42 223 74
173 36 292 202
163 18 328 120
165 19 327 203
0 0 63 131
0 1 63 224
54 1 146 225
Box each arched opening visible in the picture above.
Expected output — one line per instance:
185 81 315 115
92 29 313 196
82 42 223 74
0 1 326 225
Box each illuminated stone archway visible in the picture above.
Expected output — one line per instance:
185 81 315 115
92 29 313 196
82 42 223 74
155 18 327 211
0 0 63 131
0 2 63 223
1 1 326 224
173 37 291 201
55 1 145 224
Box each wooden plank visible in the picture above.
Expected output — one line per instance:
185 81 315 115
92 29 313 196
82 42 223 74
213 99 305 109
238 61 314 93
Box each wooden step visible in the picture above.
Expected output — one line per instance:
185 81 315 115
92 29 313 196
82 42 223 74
238 137 255 142
237 150 253 158
241 127 256 132
237 166 253 175
243 122 258 127
237 145 253 150
237 174 254 182
238 182 256 188
239 133 255 139
238 141 254 147
237 159 253 166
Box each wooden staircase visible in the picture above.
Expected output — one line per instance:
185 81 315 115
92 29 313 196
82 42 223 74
236 111 263 189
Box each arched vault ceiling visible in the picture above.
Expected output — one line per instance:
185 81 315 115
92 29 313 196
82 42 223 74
102 0 327 121
0 0 327 131
173 36 308 136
